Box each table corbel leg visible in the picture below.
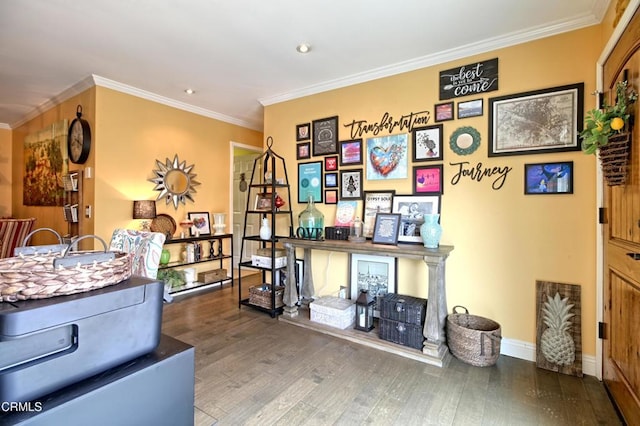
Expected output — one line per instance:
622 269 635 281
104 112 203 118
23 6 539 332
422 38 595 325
282 242 299 318
422 254 449 360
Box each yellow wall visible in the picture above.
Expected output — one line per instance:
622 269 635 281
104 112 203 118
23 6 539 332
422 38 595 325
0 128 12 217
9 86 263 246
11 88 96 244
264 26 602 355
92 87 263 241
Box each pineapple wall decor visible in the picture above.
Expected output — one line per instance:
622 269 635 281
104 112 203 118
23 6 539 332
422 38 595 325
535 280 582 377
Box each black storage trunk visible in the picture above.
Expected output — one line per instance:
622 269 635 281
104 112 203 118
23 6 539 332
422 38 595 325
379 318 424 349
379 293 427 325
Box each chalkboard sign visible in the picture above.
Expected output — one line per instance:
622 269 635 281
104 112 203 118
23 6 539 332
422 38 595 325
439 58 498 100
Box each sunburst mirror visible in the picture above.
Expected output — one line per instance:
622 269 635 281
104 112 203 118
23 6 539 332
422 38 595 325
149 155 200 209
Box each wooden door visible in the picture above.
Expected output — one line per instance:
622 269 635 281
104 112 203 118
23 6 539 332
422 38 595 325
602 6 640 423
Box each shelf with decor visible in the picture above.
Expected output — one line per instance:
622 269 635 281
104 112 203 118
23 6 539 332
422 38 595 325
158 233 233 296
238 137 294 318
62 169 83 241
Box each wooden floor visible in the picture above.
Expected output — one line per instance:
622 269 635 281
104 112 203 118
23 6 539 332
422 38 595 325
162 275 622 426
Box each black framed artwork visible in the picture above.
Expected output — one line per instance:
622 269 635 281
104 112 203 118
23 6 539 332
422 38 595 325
412 124 443 162
312 116 339 156
296 123 311 141
339 139 363 166
524 161 574 195
339 169 363 200
488 83 584 157
372 213 401 245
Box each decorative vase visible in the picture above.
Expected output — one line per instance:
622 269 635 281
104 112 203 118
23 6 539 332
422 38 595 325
420 214 442 249
160 249 171 265
259 217 272 240
297 194 324 240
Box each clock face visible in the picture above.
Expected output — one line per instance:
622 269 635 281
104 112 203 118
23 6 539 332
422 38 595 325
67 118 91 164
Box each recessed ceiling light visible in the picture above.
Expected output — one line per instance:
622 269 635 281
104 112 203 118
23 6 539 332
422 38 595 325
184 88 195 95
296 43 311 54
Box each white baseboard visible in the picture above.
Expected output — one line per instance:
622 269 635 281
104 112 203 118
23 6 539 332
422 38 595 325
501 338 596 377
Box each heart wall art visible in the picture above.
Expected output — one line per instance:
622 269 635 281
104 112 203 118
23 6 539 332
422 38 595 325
366 133 408 181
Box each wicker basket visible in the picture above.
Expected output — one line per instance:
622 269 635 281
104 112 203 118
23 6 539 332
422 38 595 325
447 305 502 367
599 132 631 186
0 235 131 302
249 284 284 309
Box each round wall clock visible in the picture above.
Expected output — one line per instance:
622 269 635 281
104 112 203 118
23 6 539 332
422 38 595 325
67 105 91 164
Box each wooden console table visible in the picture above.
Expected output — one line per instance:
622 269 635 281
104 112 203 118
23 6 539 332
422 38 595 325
279 238 453 366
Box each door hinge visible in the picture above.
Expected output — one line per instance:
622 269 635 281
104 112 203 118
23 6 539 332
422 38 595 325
598 207 607 224
598 321 606 339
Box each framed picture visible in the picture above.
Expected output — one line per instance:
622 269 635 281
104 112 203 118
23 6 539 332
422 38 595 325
434 101 454 122
296 142 311 160
187 212 211 236
372 213 401 245
296 123 310 141
325 172 338 188
488 83 584 157
524 161 573 195
412 124 443 162
325 189 338 204
312 116 339 156
254 192 272 211
392 195 440 244
324 155 338 171
349 253 397 317
362 190 395 239
457 98 483 119
366 133 408 180
298 161 323 203
413 164 443 195
339 169 363 200
339 139 363 166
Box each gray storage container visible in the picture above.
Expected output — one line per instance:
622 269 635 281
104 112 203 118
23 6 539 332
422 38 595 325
0 277 163 402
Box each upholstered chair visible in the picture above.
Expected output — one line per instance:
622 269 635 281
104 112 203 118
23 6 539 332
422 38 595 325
108 228 166 279
0 218 37 258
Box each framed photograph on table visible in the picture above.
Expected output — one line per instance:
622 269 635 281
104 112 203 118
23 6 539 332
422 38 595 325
349 253 397 317
413 164 443 195
298 161 323 203
524 161 573 195
361 190 395 239
412 124 443 162
312 116 339 156
339 169 363 200
488 82 584 157
339 139 363 166
254 192 273 211
372 213 401 245
187 212 211 236
392 195 440 243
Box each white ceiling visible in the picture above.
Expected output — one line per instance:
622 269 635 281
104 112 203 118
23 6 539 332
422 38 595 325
0 0 608 130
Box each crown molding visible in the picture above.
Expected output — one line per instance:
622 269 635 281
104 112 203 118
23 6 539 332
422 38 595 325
92 75 261 131
0 123 10 130
260 13 601 107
